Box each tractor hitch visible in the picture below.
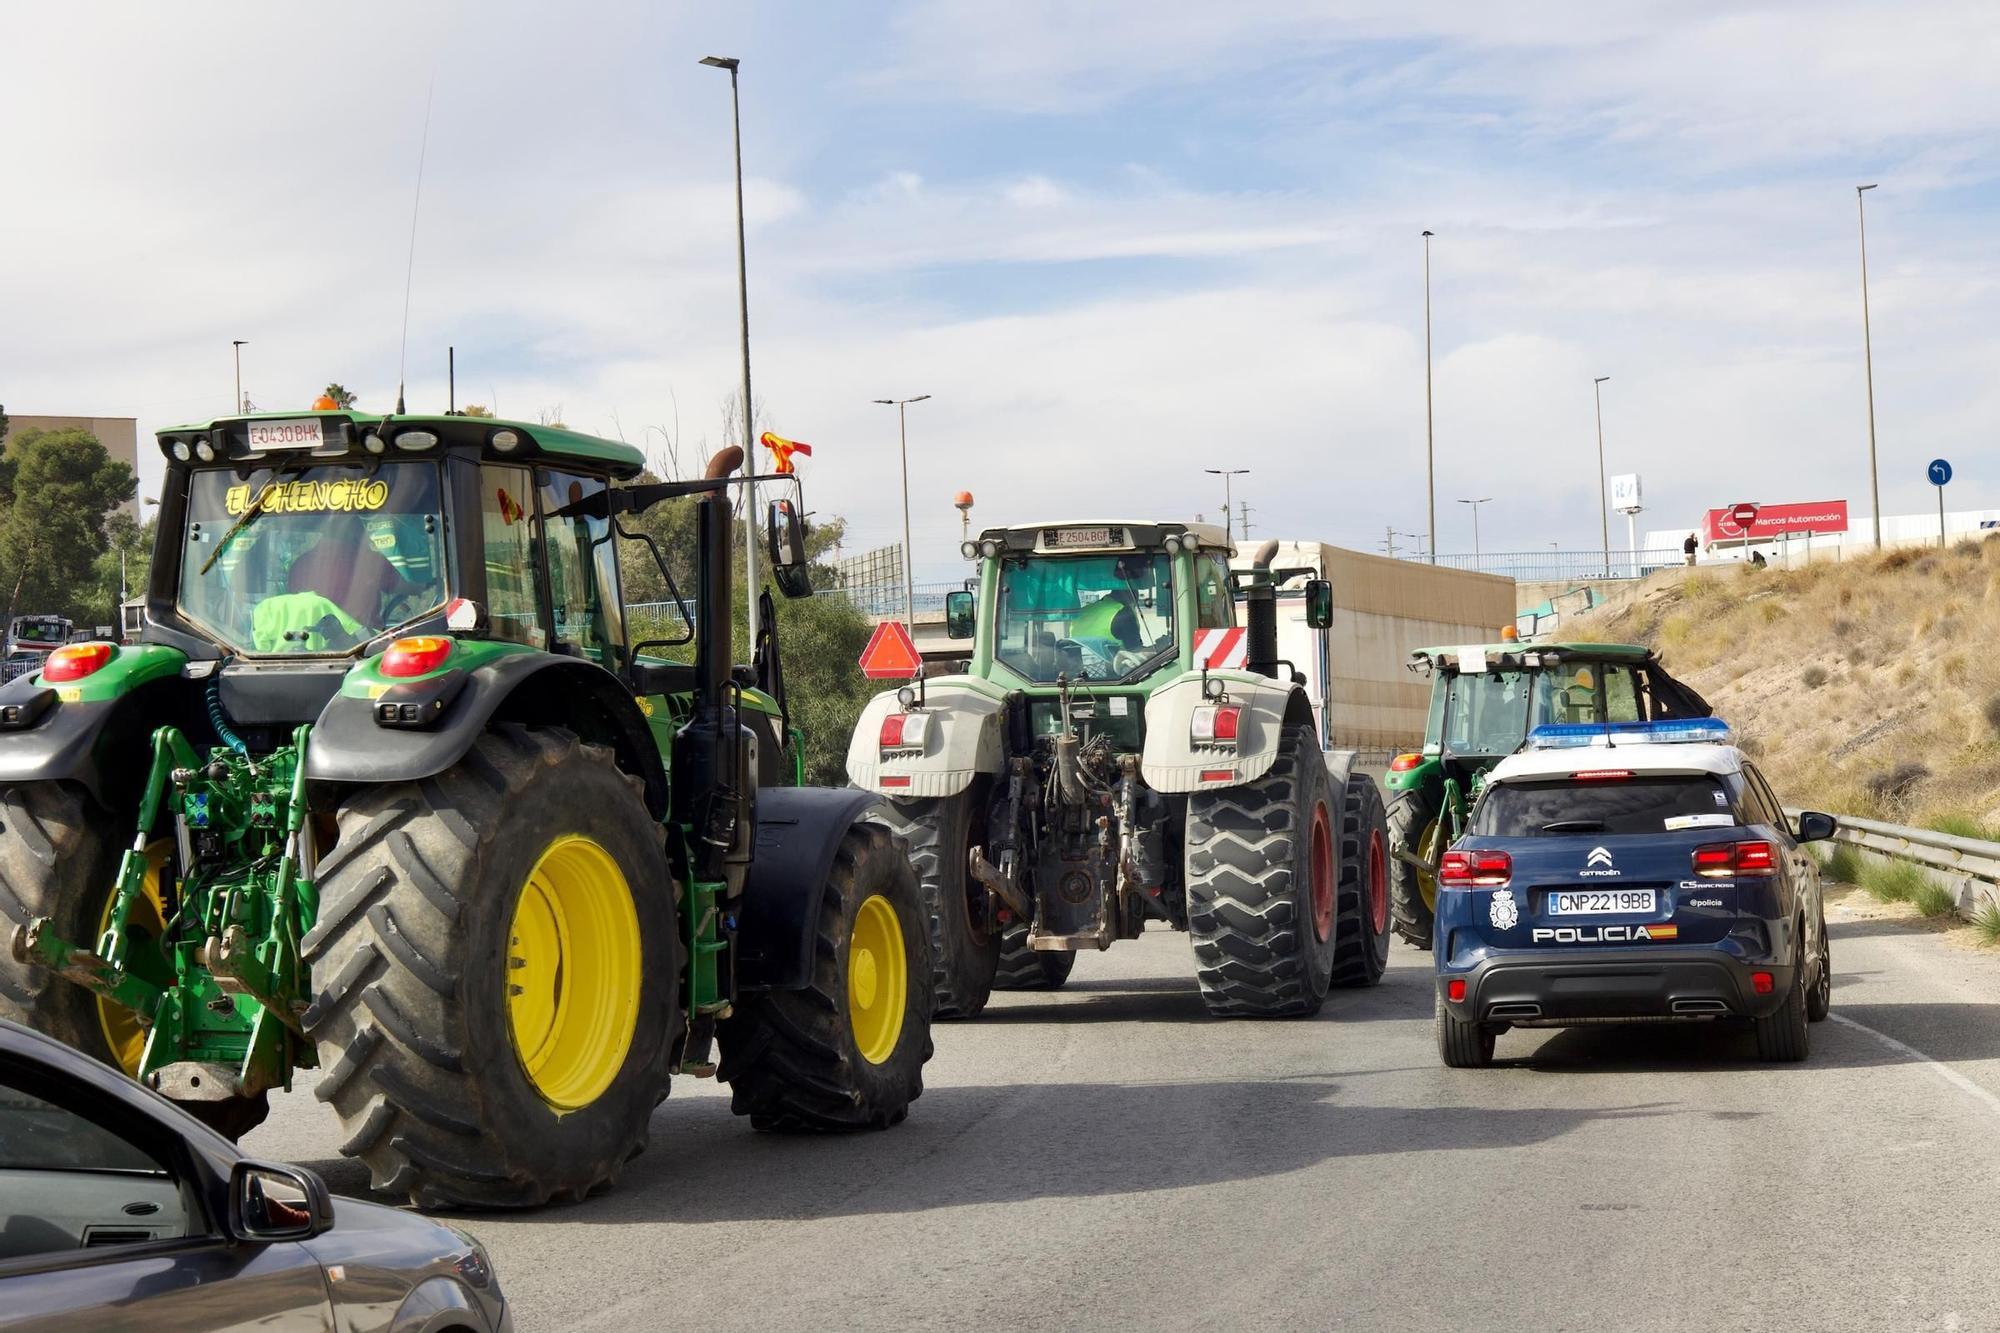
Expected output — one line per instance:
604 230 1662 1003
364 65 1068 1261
9 918 165 1024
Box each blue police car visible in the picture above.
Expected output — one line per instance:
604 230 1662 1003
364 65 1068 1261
1433 719 1838 1067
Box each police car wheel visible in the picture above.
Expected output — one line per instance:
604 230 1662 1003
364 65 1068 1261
1435 990 1495 1068
1806 911 1832 1023
1752 924 1811 1062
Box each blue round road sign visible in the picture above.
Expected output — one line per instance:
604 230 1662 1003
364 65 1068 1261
1929 458 1953 486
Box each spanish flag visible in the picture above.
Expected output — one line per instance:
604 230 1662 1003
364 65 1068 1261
760 431 814 474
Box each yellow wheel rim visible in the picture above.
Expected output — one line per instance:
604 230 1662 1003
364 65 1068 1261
506 835 642 1112
847 894 907 1066
96 843 170 1078
1416 818 1442 914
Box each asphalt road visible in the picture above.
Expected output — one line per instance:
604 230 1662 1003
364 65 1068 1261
246 890 2000 1332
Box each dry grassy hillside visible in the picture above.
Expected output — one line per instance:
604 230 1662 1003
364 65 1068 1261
1569 540 2000 833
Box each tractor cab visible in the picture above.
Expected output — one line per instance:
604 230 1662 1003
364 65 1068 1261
1382 639 1712 950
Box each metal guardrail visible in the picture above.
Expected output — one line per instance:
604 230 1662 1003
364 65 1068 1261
1785 806 2000 918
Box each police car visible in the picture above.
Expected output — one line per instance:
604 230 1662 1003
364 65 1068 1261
1433 718 1837 1067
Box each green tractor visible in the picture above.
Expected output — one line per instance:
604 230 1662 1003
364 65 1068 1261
846 522 1391 1020
0 411 933 1209
1383 640 1712 949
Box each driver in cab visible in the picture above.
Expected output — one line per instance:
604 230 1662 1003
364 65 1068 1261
252 517 427 652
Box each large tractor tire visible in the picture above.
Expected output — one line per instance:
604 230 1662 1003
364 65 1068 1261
1387 789 1441 950
874 791 998 1019
1330 773 1391 988
718 821 933 1131
0 784 268 1138
1184 723 1341 1018
303 725 678 1209
992 923 1076 991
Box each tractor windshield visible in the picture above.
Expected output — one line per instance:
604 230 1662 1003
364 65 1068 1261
177 461 449 655
994 552 1174 682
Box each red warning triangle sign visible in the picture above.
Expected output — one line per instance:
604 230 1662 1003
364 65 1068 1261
859 620 923 679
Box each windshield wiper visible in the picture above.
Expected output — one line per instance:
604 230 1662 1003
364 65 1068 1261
1117 643 1177 684
1540 819 1606 832
198 454 312 575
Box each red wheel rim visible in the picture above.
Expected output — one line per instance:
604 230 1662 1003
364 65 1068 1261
1367 827 1389 934
1309 803 1335 943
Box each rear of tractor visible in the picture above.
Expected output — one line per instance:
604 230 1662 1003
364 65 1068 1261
1384 641 1713 949
847 522 1391 1020
1 412 932 1209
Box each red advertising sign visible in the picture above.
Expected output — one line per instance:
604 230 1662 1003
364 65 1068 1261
1703 500 1849 544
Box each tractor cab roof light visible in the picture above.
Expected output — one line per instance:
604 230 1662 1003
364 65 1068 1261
1528 718 1733 749
170 440 192 462
393 430 439 452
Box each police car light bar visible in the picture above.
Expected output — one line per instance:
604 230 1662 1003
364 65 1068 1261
1527 718 1733 749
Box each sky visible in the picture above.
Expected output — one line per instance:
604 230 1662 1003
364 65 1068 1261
5 1 2000 579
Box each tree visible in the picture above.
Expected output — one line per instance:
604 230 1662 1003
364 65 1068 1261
88 511 155 626
0 403 9 448
0 428 138 626
461 404 493 418
322 383 357 410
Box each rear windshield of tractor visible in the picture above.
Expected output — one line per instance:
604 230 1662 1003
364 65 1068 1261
995 552 1174 682
1472 776 1735 836
1441 662 1653 756
178 461 448 655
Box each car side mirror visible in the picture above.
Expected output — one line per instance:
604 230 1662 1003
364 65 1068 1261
1795 811 1838 843
1304 579 1333 630
944 590 975 640
766 499 814 600
231 1161 333 1241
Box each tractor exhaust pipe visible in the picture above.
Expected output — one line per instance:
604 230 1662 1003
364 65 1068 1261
1244 539 1281 680
695 446 744 697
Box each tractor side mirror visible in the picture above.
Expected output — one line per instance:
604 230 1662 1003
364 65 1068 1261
767 499 814 599
1304 579 1333 629
944 590 975 640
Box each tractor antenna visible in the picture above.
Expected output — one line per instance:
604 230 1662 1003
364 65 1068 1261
395 76 437 416
448 345 455 414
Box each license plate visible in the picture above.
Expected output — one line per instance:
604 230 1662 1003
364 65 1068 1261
1050 526 1114 548
1548 889 1657 916
246 418 327 451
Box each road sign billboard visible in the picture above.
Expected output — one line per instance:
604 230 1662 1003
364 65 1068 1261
1702 499 1849 544
1611 473 1642 514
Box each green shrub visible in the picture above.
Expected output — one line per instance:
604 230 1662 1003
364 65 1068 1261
1912 880 1959 918
1974 900 2000 945
1858 859 1930 904
1925 813 2000 842
1817 844 1861 883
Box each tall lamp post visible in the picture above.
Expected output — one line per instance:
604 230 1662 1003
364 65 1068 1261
1457 497 1492 563
1205 468 1249 546
873 395 931 630
232 340 248 413
1857 183 1882 548
1593 375 1612 576
1422 230 1437 564
701 54 760 641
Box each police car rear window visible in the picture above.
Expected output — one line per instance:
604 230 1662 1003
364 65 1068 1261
1472 777 1735 837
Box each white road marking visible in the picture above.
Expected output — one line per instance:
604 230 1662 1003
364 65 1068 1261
1830 1012 2000 1119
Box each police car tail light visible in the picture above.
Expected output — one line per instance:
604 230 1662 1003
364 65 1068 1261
1751 971 1774 995
1693 840 1774 878
1191 705 1240 745
1439 849 1511 887
1447 979 1467 1003
879 712 930 751
1573 769 1633 781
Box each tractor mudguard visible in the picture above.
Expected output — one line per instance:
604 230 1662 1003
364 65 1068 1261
846 677 1007 798
1140 670 1315 793
0 645 190 810
735 786 889 989
307 651 669 817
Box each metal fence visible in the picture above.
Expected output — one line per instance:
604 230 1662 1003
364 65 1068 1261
1404 549 1690 583
1784 807 2000 920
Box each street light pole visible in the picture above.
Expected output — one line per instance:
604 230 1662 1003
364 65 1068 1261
1205 468 1249 546
873 395 931 631
701 54 760 642
1422 230 1436 565
1857 183 1882 549
232 340 247 413
1593 375 1611 576
1457 497 1492 563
